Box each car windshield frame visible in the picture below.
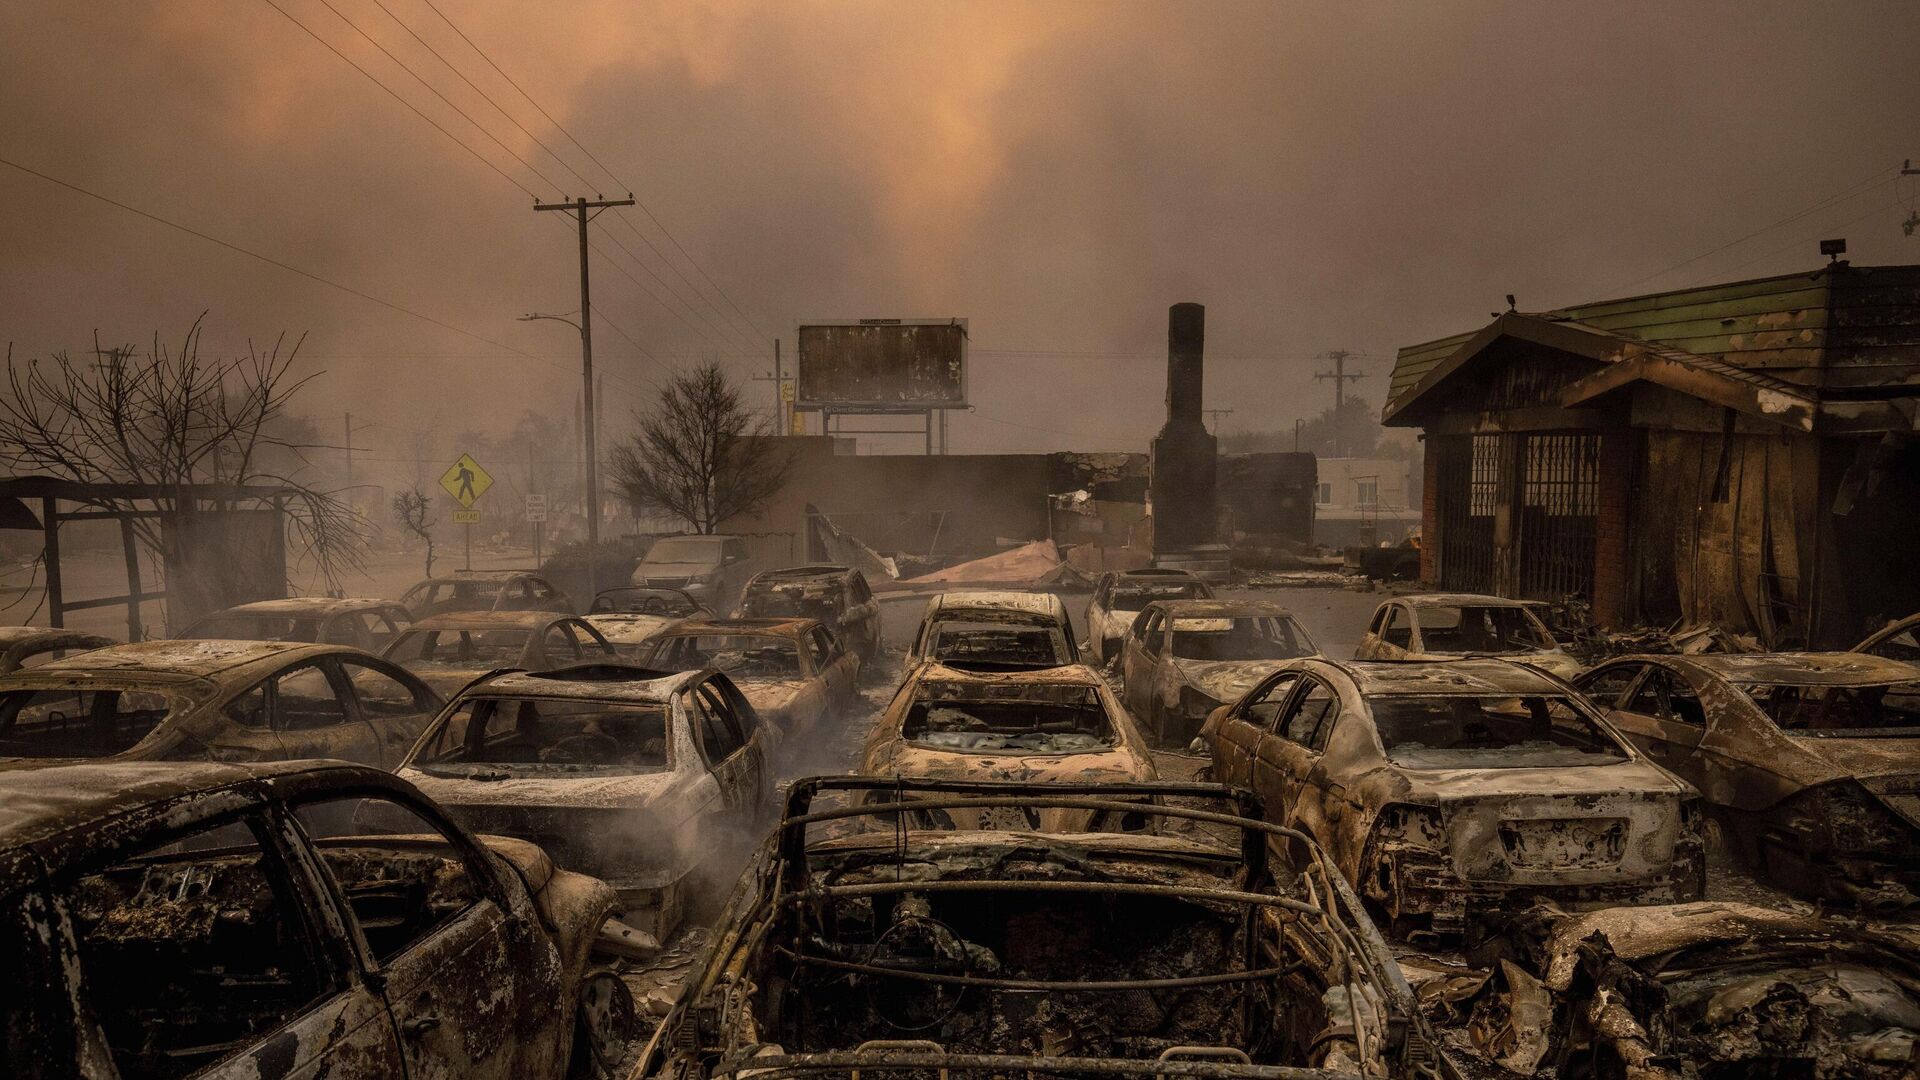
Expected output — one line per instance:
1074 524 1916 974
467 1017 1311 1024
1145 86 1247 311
902 679 1117 755
1417 604 1556 654
415 693 673 776
0 683 190 759
924 615 1071 669
1109 582 1209 610
1734 679 1920 738
386 627 532 668
1368 692 1632 769
1168 614 1315 662
643 632 804 680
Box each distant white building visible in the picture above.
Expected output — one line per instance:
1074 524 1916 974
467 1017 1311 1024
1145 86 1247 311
1314 457 1419 548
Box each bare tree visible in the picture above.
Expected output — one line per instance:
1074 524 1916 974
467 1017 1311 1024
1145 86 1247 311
610 362 794 534
391 488 437 577
0 316 365 610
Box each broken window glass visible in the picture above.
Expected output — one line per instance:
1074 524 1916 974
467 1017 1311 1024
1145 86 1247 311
1371 694 1629 769
924 617 1070 668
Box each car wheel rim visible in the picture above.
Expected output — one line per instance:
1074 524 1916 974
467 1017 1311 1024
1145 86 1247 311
580 969 635 1069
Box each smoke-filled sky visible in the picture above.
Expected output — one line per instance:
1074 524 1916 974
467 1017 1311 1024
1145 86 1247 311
3 1 1918 472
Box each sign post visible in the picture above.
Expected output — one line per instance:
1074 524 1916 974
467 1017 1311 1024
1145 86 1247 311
525 494 548 565
440 454 494 572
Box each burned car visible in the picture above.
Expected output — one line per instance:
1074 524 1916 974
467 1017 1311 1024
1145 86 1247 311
0 760 626 1079
633 533 752 614
588 586 710 617
859 661 1159 831
400 568 573 619
1084 566 1213 666
0 640 440 768
636 617 857 743
1354 594 1582 680
905 590 1082 669
1207 658 1704 937
398 664 774 938
0 625 116 674
630 776 1451 1080
1119 598 1318 745
1577 651 1920 908
182 596 413 652
1460 902 1920 1079
382 609 616 696
735 564 882 663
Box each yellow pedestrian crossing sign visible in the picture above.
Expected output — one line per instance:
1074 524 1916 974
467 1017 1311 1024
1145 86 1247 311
440 454 493 508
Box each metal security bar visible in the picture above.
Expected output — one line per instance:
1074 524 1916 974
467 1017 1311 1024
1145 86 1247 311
1433 434 1498 592
1517 433 1600 600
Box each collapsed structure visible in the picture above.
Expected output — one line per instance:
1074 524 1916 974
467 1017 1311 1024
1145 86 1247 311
1386 263 1920 647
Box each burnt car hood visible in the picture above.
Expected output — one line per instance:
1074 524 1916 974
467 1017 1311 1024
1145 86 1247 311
732 678 803 714
1172 659 1291 703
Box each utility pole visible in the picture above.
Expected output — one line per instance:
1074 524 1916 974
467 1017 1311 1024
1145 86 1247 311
1203 408 1234 433
1904 160 1919 237
532 193 632 601
1313 350 1367 459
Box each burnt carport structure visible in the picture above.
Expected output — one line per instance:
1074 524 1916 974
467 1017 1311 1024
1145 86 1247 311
0 476 295 640
1385 263 1920 648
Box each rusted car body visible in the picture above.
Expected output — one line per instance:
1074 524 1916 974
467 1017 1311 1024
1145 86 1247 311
735 564 882 664
0 626 116 674
0 640 440 768
1354 594 1582 680
1460 902 1920 1078
584 588 710 660
1206 658 1703 937
1119 598 1319 745
398 664 776 938
1084 567 1213 665
1577 651 1920 908
636 617 857 745
1856 612 1920 662
859 661 1159 831
0 760 625 1079
905 590 1082 669
382 610 616 696
182 597 413 652
629 776 1453 1080
400 569 573 619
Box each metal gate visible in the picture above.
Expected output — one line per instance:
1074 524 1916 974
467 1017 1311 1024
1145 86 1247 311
1517 433 1600 600
1433 435 1497 593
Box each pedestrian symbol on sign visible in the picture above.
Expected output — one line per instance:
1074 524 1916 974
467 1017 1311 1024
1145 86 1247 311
439 454 493 508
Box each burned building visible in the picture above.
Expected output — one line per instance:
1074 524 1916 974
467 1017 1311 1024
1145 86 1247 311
1386 263 1920 647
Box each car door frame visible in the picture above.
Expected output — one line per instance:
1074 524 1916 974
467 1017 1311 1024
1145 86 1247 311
269 656 386 765
274 779 567 1080
689 676 764 832
336 654 442 770
1119 607 1164 721
1252 672 1344 836
1212 669 1304 791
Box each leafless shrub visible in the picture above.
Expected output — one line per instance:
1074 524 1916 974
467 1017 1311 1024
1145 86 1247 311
610 362 793 534
392 487 437 577
0 315 365 601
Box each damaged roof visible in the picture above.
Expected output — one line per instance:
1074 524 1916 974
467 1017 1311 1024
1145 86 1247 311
1397 592 1536 610
25 639 332 678
1315 657 1570 696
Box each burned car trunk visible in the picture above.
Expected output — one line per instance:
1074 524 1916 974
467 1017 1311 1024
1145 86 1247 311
1461 902 1920 1079
631 777 1455 1080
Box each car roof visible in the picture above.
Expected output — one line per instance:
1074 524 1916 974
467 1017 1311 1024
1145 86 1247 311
1312 657 1569 696
25 639 339 679
0 759 375 858
928 591 1065 616
1143 599 1298 619
0 626 114 648
407 610 572 631
912 660 1106 688
1396 593 1533 610
201 597 402 619
455 665 699 705
661 616 814 637
581 613 680 641
1668 652 1920 686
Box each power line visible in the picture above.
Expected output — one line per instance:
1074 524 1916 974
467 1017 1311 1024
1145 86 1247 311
1598 164 1901 298
1711 189 1908 280
411 0 773 343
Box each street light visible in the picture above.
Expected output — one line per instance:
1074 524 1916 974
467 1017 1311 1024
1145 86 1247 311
520 311 599 602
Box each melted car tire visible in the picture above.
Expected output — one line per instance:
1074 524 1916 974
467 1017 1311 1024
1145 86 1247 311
571 968 637 1078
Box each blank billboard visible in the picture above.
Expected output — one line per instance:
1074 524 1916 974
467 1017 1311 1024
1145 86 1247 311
795 319 967 409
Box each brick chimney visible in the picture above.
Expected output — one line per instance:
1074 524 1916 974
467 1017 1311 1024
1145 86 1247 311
1149 302 1218 551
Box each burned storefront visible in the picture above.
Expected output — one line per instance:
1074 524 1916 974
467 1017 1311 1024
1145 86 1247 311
1387 263 1920 648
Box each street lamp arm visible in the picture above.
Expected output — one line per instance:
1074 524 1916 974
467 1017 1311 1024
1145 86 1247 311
519 312 584 334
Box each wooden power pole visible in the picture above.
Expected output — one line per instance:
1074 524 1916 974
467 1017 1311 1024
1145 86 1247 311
533 194 632 598
1313 349 1367 458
